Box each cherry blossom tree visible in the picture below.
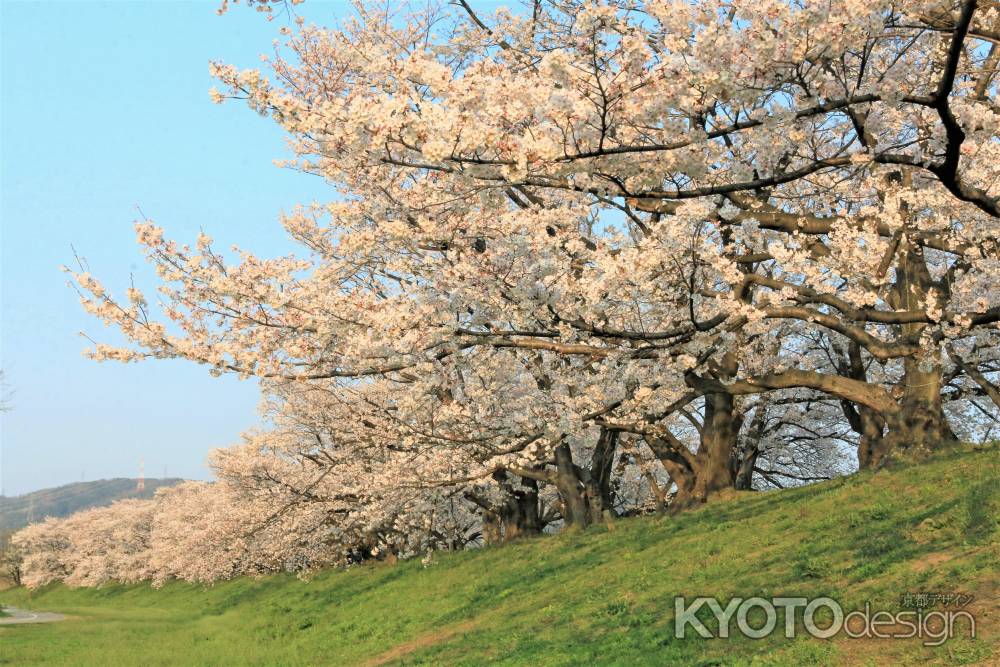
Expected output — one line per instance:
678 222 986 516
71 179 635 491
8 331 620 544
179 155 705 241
0 530 23 587
61 0 1000 531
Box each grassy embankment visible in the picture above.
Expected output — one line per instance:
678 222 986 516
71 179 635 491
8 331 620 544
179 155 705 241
1 445 997 666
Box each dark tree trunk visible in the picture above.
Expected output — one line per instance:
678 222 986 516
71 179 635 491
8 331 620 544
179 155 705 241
494 473 543 541
682 354 747 507
687 390 742 504
836 340 890 468
733 448 757 491
856 408 890 468
839 226 958 468
468 471 545 545
643 384 746 511
733 398 766 490
651 446 697 508
881 355 957 461
876 241 957 463
552 429 620 528
553 442 589 527
480 510 502 546
645 392 744 512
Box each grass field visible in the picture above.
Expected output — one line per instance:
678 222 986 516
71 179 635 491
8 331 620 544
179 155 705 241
1 445 997 666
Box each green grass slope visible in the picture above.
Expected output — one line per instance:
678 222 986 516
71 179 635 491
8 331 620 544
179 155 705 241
1 446 997 666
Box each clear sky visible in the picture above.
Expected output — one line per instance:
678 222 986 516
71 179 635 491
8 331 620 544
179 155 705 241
0 0 359 495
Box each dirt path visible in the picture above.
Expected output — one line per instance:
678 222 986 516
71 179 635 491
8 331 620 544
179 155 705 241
0 606 66 625
363 620 479 666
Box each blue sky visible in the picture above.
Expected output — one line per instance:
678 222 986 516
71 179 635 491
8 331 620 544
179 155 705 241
0 0 360 495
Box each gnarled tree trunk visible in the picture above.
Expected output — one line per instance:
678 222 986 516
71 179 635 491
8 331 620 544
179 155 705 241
835 340 890 468
879 240 957 462
733 397 768 490
688 390 743 505
644 388 746 512
552 429 620 528
882 354 957 459
496 473 543 541
466 471 544 545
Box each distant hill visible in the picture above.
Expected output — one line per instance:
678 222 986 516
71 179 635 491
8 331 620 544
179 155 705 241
0 478 184 533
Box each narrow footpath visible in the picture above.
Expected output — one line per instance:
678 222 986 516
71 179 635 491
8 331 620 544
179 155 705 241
0 607 65 625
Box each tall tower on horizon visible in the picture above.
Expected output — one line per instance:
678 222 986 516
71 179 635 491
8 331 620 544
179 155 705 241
137 458 145 492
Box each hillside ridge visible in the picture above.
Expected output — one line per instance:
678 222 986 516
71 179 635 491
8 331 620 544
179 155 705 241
0 478 184 532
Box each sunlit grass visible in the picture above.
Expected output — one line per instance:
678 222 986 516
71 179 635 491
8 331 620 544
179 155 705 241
1 444 996 666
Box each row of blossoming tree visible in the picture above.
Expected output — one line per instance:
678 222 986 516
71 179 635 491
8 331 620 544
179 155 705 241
12 0 1000 587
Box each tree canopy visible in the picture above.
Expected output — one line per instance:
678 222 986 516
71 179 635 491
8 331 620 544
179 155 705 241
18 0 1000 587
